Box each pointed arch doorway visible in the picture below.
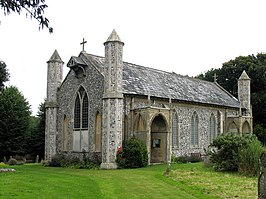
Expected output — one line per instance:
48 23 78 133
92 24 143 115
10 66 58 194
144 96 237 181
150 114 168 163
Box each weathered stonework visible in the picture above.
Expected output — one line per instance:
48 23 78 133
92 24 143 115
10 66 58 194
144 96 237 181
101 30 124 169
57 53 104 155
45 30 253 168
45 50 63 160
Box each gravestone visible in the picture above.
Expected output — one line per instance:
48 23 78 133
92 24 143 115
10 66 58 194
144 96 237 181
258 152 266 199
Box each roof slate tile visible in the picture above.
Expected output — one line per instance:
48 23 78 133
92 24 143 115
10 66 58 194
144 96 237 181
82 53 240 108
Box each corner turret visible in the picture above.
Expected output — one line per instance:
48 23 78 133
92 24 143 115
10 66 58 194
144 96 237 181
238 70 251 115
103 29 124 99
101 30 124 169
45 50 64 161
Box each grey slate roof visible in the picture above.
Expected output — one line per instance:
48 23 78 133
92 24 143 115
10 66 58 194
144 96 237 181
82 52 240 108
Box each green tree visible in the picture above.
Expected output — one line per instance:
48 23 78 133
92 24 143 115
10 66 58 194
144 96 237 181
197 53 266 143
0 86 31 160
0 61 10 91
27 102 45 159
1 0 52 32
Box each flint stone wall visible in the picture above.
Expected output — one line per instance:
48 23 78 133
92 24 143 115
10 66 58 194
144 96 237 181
57 62 104 155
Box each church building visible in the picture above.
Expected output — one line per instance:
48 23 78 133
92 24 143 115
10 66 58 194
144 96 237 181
45 30 253 169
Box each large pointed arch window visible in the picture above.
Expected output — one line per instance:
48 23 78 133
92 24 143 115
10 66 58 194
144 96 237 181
191 112 199 147
172 112 179 148
209 113 216 143
74 87 89 129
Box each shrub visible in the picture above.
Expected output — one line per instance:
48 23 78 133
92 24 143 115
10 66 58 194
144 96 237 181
238 137 262 176
79 150 99 169
172 155 202 164
48 152 99 169
7 158 18 165
60 154 81 168
208 133 254 171
254 124 266 146
116 137 148 169
49 153 65 167
172 155 190 163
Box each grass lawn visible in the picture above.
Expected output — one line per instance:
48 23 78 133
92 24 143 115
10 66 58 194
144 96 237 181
0 162 257 199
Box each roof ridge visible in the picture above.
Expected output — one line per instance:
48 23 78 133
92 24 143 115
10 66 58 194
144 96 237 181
84 53 220 84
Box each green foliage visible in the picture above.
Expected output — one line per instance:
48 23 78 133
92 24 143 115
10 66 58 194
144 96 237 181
0 0 52 32
254 124 266 146
172 155 202 164
116 137 148 169
27 102 45 159
49 153 65 167
196 53 266 144
238 138 262 176
0 86 31 160
208 133 254 171
0 61 9 91
48 153 99 169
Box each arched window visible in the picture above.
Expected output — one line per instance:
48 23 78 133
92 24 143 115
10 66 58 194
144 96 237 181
210 113 216 143
74 87 88 129
242 121 251 134
217 111 222 136
172 112 179 148
191 112 199 147
227 122 238 134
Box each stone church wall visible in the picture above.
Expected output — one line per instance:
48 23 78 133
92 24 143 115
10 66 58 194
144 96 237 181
57 64 104 154
123 95 239 158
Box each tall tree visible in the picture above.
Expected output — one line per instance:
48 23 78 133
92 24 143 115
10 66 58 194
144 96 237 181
0 61 9 91
0 86 31 160
27 102 45 159
1 0 52 32
197 53 266 143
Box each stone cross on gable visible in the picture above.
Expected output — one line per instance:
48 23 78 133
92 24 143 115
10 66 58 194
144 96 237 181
80 38 87 51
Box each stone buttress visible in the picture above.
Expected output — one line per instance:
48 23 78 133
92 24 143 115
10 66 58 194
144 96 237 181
45 50 63 160
101 30 124 169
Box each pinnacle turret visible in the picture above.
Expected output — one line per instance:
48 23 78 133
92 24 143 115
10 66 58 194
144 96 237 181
104 29 124 45
48 50 63 63
239 70 250 80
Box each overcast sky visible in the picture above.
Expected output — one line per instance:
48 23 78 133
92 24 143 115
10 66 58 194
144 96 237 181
1 0 266 115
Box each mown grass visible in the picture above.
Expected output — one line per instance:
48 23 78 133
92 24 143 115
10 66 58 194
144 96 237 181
169 163 257 199
0 163 257 199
